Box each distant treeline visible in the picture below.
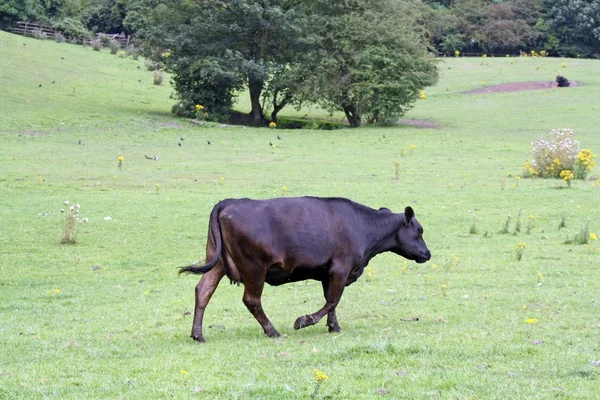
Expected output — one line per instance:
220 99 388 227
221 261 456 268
2 0 599 58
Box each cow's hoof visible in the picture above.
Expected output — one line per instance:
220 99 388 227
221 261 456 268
328 325 341 333
294 315 314 330
266 329 281 338
191 333 206 343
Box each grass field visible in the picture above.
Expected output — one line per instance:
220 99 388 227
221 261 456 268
1 30 599 399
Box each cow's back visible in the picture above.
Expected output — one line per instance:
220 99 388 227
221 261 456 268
217 197 365 267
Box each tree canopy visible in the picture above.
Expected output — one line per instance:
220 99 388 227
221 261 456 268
141 0 439 127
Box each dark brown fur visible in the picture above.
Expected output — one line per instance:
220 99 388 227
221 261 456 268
180 196 431 342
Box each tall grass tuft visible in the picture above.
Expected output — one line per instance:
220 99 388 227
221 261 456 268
153 70 164 85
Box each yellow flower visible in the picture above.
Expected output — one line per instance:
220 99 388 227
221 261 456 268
269 121 277 128
561 62 567 68
482 54 487 59
537 272 543 280
401 266 407 273
143 291 149 296
559 170 574 182
525 318 538 325
454 50 460 57
180 369 188 376
313 369 328 383
118 156 124 163
410 144 417 150
590 233 598 241
195 104 204 111
418 90 426 99
161 51 171 58
522 304 527 310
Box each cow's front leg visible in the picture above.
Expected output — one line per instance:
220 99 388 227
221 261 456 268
294 264 347 330
242 276 281 338
191 262 225 343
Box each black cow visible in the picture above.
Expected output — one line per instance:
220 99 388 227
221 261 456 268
180 196 431 342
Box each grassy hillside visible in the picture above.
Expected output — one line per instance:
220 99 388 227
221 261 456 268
1 30 599 399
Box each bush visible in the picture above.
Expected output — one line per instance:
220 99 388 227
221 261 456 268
91 39 102 51
153 70 163 85
125 46 140 60
523 129 596 180
109 40 121 55
32 29 47 40
54 32 65 43
144 60 161 71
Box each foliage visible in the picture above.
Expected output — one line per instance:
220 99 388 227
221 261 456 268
523 128 595 180
142 0 313 126
302 0 439 127
109 38 120 54
543 0 600 57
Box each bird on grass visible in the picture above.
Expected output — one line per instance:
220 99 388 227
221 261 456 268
207 140 211 145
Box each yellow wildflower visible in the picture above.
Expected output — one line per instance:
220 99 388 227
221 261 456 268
561 62 567 68
418 90 426 99
454 50 460 57
590 233 598 241
525 318 538 325
118 156 124 163
195 104 204 111
269 121 277 128
180 370 188 376
313 369 328 383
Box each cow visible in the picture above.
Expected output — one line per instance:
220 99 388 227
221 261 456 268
179 196 431 342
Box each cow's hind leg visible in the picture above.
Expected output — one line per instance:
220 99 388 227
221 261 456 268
321 280 341 332
294 263 347 330
191 263 225 343
242 278 280 338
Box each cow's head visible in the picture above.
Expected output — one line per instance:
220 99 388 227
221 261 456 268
393 206 431 263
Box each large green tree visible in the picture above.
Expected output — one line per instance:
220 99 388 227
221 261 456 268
143 0 311 126
302 0 439 127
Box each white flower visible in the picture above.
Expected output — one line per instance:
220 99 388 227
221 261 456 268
64 201 69 206
104 216 112 221
82 218 89 223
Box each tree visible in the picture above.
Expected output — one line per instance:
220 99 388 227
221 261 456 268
543 0 600 56
143 0 312 126
303 0 439 127
0 0 37 29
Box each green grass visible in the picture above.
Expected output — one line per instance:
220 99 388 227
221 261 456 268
1 31 599 399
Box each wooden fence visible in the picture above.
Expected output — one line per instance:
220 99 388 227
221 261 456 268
10 21 132 47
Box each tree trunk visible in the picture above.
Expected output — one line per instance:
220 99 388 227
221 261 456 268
248 78 264 126
270 92 292 123
343 103 361 128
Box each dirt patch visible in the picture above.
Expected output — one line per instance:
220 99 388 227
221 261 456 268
397 119 438 129
466 80 580 94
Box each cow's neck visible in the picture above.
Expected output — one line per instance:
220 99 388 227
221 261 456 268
360 212 402 262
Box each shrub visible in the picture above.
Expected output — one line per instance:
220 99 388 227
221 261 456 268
153 70 164 85
523 129 596 179
125 46 140 60
109 40 121 55
144 60 161 71
91 39 102 51
32 29 47 40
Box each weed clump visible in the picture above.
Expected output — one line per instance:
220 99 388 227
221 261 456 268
91 39 102 51
60 201 87 244
522 129 596 182
109 39 121 55
153 70 164 85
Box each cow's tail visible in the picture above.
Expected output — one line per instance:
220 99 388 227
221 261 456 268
179 202 224 275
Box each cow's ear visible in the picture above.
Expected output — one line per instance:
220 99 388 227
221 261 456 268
404 206 414 224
